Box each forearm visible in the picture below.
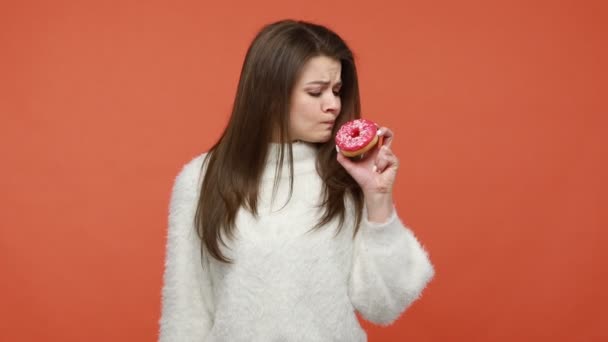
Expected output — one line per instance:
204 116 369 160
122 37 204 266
349 212 435 325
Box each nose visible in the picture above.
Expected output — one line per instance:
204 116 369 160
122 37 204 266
322 94 340 116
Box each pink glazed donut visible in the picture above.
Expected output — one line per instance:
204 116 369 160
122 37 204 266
335 118 379 157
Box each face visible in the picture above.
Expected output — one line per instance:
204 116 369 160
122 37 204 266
288 55 342 143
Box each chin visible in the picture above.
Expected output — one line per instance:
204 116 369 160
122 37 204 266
314 133 332 143
297 131 333 144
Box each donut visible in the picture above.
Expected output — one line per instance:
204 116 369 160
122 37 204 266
335 118 380 158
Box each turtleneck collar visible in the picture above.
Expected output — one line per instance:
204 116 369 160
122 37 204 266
263 141 318 180
266 141 318 163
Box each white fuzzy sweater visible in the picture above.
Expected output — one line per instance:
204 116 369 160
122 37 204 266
159 142 434 342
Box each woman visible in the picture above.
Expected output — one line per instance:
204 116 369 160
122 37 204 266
159 19 434 341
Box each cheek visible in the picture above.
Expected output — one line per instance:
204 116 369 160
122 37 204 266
290 103 313 131
291 95 313 114
290 94 329 128
294 100 318 120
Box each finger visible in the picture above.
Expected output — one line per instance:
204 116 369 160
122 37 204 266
374 146 399 173
376 154 398 173
376 126 394 148
336 151 357 174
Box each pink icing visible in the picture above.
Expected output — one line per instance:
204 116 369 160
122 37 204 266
335 119 378 151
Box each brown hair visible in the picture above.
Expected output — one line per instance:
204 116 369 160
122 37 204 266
195 19 364 263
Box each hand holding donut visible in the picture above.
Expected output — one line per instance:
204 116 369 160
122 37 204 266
335 119 399 197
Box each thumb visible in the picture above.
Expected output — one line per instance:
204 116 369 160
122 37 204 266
336 151 357 174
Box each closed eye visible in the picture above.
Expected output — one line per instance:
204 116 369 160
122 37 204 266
308 89 341 97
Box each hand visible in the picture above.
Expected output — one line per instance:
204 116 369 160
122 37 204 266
336 126 399 195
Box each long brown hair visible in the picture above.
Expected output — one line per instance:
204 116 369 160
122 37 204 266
195 19 364 263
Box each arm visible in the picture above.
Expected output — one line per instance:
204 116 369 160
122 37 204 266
348 205 434 325
159 157 214 341
337 127 434 325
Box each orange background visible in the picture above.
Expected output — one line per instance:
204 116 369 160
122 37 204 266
1 0 606 341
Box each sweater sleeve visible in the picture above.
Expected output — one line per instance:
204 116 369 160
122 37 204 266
159 157 215 341
348 207 435 325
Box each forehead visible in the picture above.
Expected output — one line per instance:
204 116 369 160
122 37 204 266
297 56 341 83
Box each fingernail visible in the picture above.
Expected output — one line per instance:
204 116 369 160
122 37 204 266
335 145 340 152
376 129 382 136
372 165 377 172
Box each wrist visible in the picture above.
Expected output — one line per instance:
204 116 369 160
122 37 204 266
364 192 394 223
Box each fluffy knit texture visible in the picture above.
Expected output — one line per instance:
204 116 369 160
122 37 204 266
159 142 435 342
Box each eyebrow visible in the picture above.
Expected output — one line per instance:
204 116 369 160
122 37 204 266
305 80 342 86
